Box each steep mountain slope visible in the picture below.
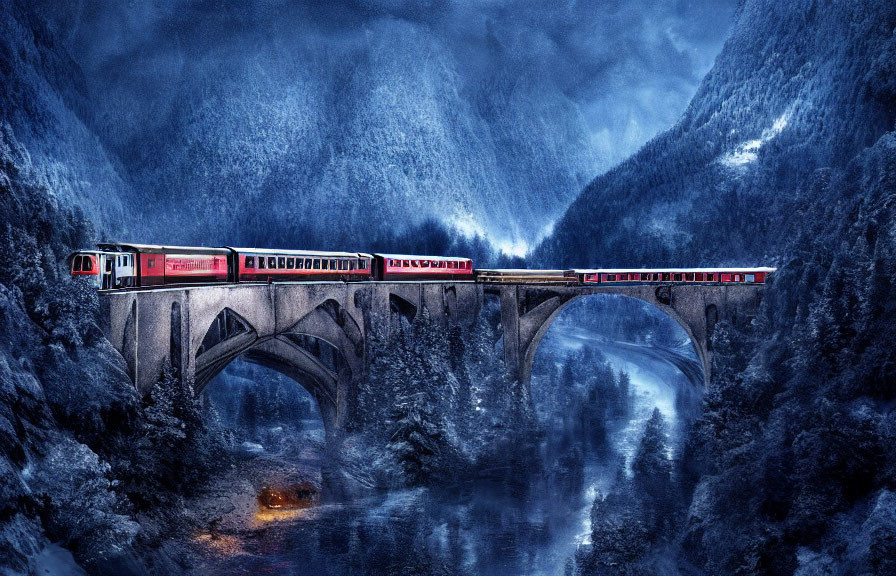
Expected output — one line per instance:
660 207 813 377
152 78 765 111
0 1 126 238
538 1 896 574
61 9 597 253
536 0 896 267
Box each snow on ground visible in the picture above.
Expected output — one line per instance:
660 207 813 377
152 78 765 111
720 109 792 167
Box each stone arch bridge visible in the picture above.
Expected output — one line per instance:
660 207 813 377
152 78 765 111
99 281 765 434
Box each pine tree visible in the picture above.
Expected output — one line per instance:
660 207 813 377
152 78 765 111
632 408 674 539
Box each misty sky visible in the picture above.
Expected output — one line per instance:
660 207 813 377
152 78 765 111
51 0 737 174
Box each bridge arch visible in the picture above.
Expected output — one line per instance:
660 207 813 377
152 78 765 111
191 298 366 434
500 284 741 395
526 293 705 397
196 338 343 434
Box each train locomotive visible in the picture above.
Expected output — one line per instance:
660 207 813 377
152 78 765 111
69 243 773 289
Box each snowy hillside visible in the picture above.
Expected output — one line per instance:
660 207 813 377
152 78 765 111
0 1 126 239
537 0 896 267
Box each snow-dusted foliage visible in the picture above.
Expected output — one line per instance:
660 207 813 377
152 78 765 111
348 310 532 487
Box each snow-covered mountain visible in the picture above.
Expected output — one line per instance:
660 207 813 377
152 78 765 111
536 0 896 267
0 1 129 241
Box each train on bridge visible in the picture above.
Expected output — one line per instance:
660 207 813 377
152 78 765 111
69 243 774 290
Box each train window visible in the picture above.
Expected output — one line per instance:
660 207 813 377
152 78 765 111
673 274 682 281
266 257 274 268
259 257 266 269
686 273 694 281
84 257 93 271
607 274 616 281
707 273 715 281
245 256 254 268
72 256 82 271
305 259 311 269
296 259 303 269
330 259 337 269
321 260 328 270
348 261 355 271
147 258 154 269
287 258 294 269
421 261 430 268
745 274 755 283
734 275 741 282
277 257 285 268
389 259 395 266
360 260 368 269
312 259 320 270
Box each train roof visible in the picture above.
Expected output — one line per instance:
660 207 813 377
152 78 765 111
229 247 373 258
572 267 777 273
475 269 567 274
97 243 230 255
375 253 472 262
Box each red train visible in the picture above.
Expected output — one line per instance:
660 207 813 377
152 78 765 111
68 243 773 289
68 244 473 289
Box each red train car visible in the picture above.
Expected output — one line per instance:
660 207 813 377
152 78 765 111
232 248 373 282
575 268 774 284
95 243 231 287
372 254 474 281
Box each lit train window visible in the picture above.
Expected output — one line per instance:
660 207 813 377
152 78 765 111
277 257 285 268
304 259 311 269
745 274 755 282
296 259 303 269
267 257 275 268
287 258 294 269
245 256 254 268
